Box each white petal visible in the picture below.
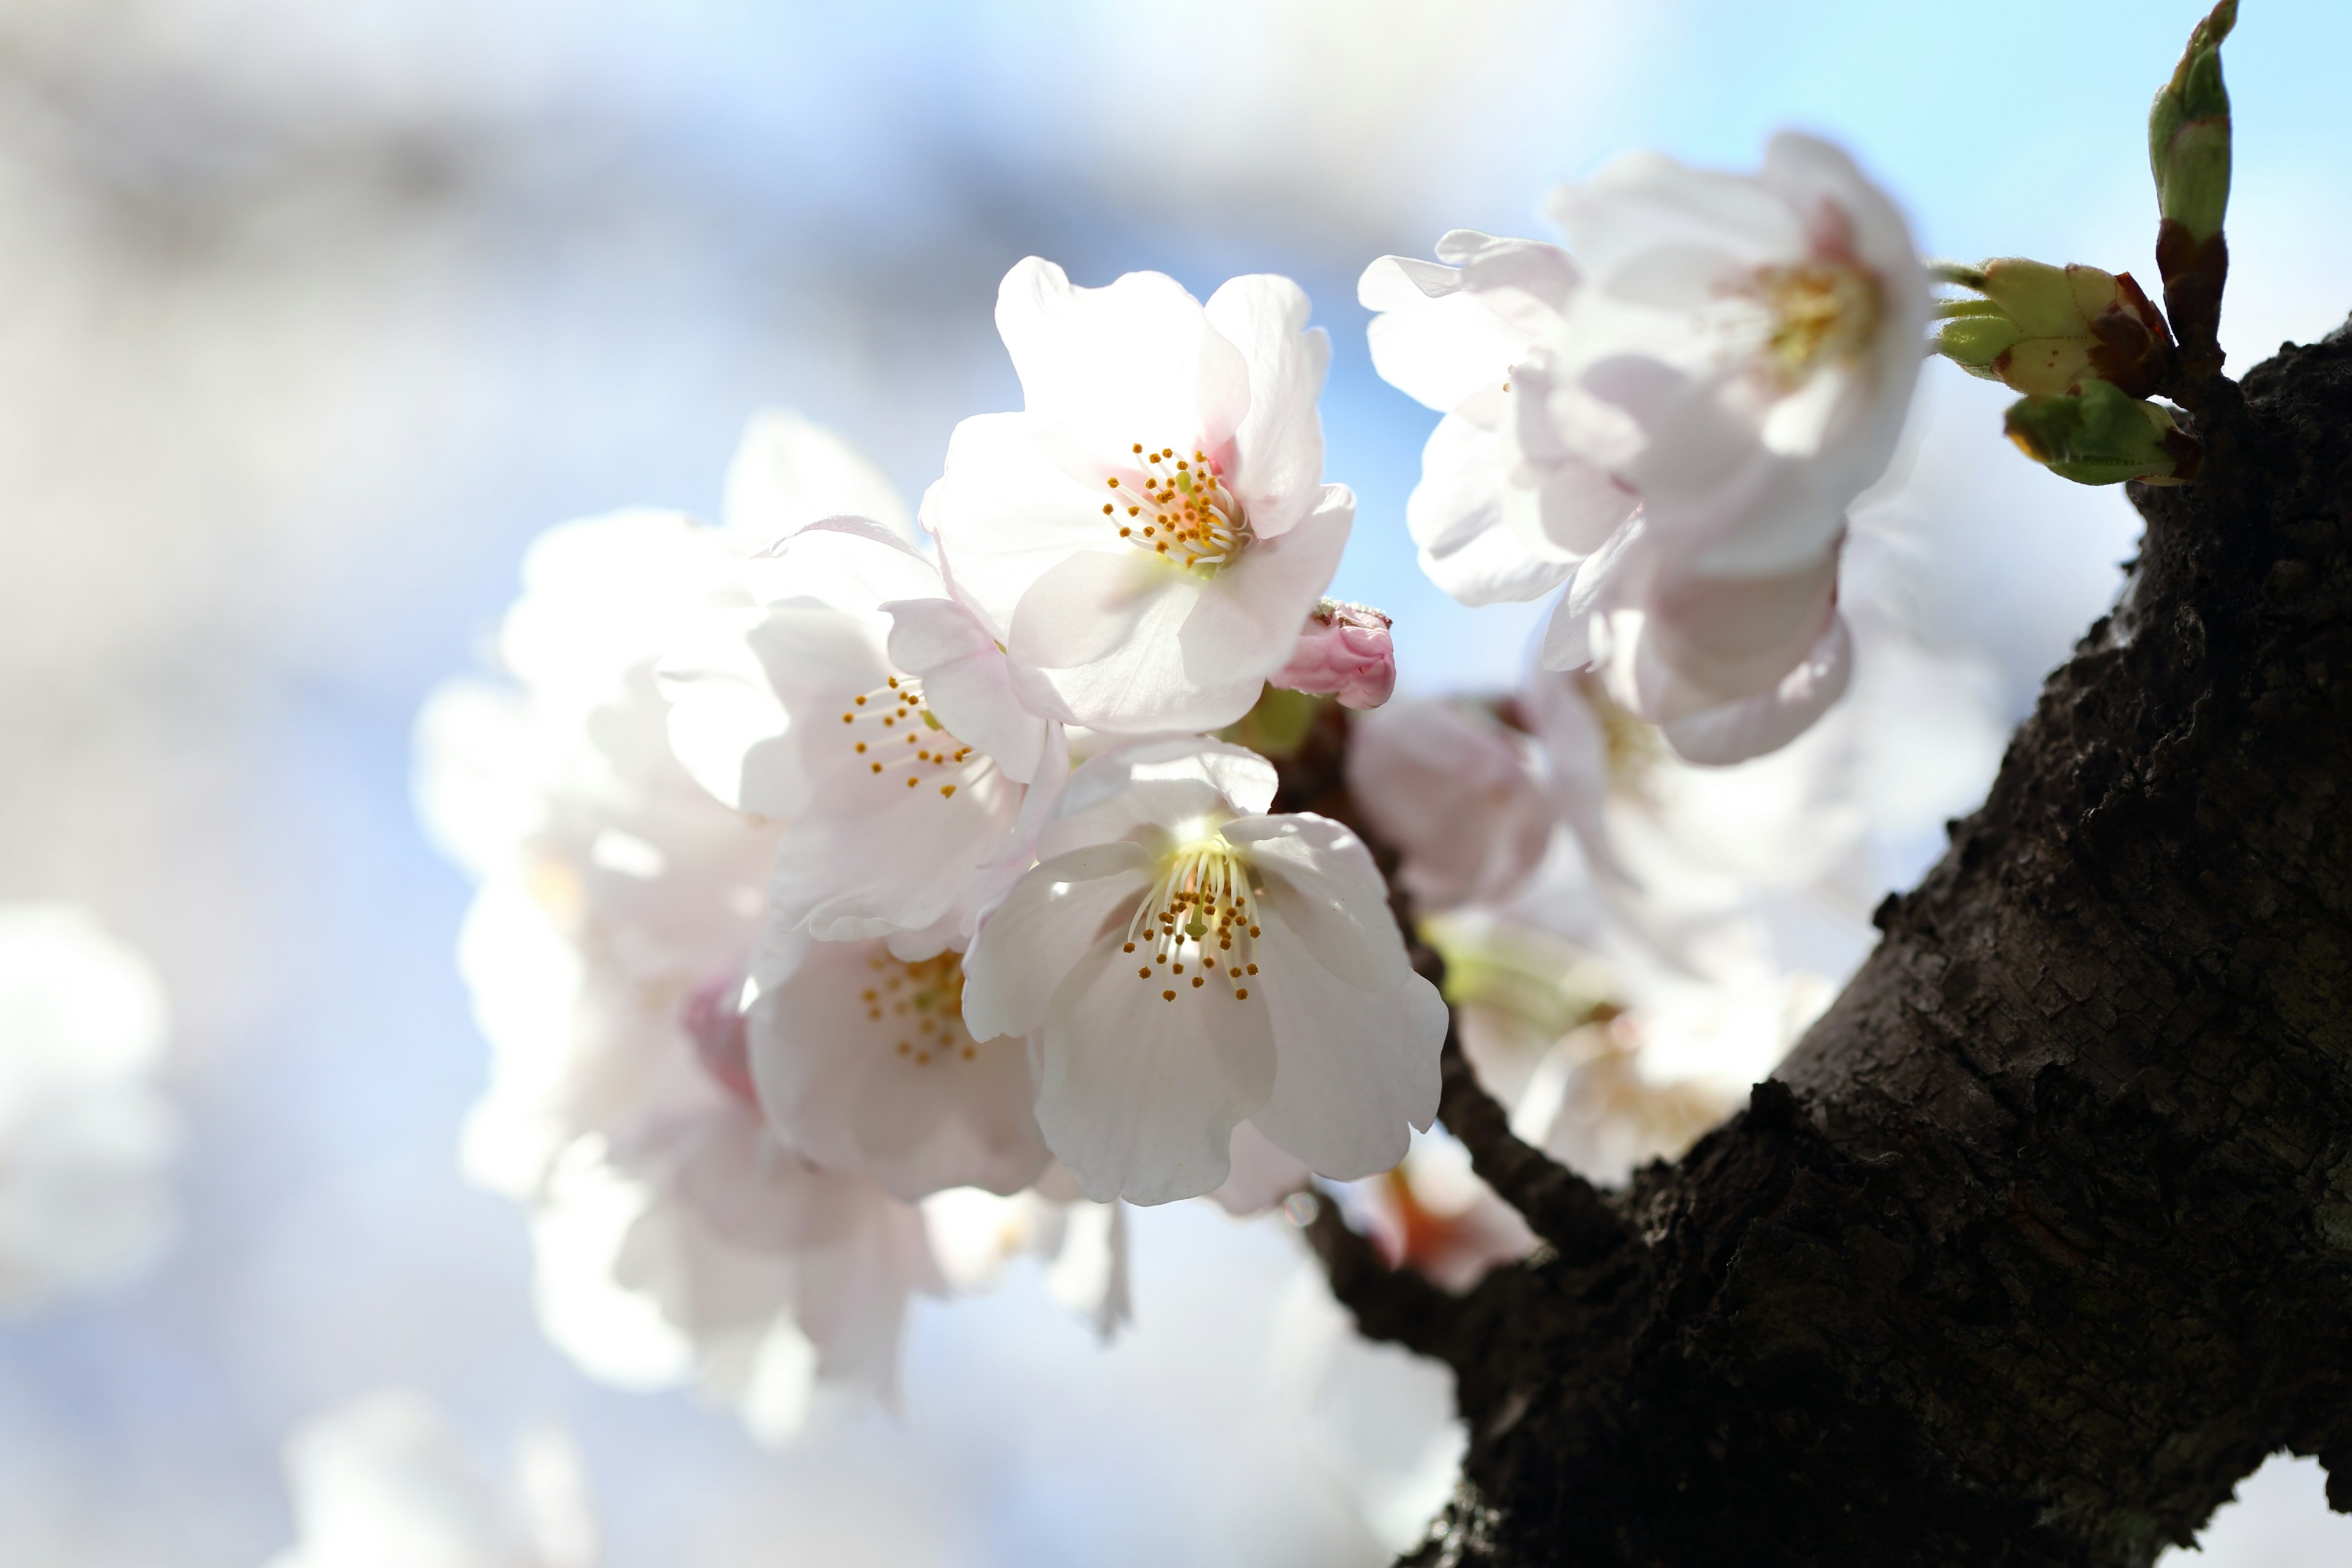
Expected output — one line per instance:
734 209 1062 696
736 518 940 618
1408 414 1579 607
1246 900 1446 1180
1005 552 1266 736
921 412 1109 639
721 409 914 548
766 755 1027 940
1042 737 1277 860
1204 273 1329 541
994 257 1248 460
1658 614 1854 766
1207 1120 1314 1216
658 604 884 816
960 843 1154 1041
1175 486 1352 688
882 596 1056 783
1044 1199 1132 1338
1221 813 1406 992
748 940 1050 1200
1034 929 1276 1204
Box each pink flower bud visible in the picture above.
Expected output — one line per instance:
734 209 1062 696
681 971 757 1106
1273 599 1395 710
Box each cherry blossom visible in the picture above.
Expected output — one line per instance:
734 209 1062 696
1344 698 1555 913
263 1391 596 1568
922 258 1354 735
744 932 1051 1200
0 903 178 1316
1366 135 1928 763
415 426 957 1431
1359 230 1633 607
658 519 1065 952
960 739 1445 1205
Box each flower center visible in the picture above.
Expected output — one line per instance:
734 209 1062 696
838 675 993 801
861 950 981 1065
1101 445 1252 575
1741 255 1883 390
1123 839 1262 1003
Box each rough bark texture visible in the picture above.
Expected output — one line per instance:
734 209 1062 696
1294 320 2352 1566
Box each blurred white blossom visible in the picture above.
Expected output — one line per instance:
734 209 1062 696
263 1390 595 1568
0 903 177 1317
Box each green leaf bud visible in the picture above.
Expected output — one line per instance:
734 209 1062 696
2003 379 2201 488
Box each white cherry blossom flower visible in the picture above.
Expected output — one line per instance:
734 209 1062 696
1344 698 1554 913
264 1391 596 1568
1541 132 1927 571
659 519 1065 952
744 933 1051 1200
0 903 178 1316
415 424 952 1431
1366 135 1927 764
961 739 1445 1205
1359 230 1634 607
922 258 1354 735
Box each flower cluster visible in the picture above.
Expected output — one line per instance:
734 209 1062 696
422 268 1451 1425
1364 133 1929 764
417 134 2006 1464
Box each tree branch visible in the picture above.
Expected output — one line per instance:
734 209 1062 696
1329 322 2352 1566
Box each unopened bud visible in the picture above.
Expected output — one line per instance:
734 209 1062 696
2003 379 2201 488
1934 259 2172 398
1273 599 1396 710
2150 0 2236 243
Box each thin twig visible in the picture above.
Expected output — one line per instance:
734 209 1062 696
1433 1014 1634 1265
1302 1192 1461 1360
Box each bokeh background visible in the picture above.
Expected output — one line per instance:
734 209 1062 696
2 0 2348 1562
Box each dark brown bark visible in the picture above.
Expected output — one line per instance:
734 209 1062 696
1287 318 2352 1566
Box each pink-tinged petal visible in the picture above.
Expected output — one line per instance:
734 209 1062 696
1344 701 1551 910
881 596 1056 784
1623 546 1842 720
1221 813 1406 991
1273 600 1395 710
1207 1121 1314 1216
766 751 1027 941
922 412 1112 640
721 409 914 549
1245 900 1445 1180
748 939 1050 1200
1204 274 1329 541
1034 928 1277 1205
1175 487 1353 689
994 257 1248 460
1409 414 1580 607
960 843 1154 1041
1658 614 1853 766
